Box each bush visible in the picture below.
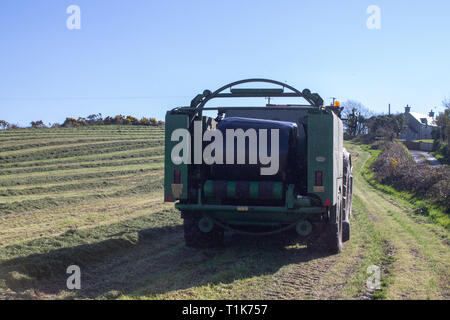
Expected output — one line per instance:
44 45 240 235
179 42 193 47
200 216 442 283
371 142 449 209
432 140 449 165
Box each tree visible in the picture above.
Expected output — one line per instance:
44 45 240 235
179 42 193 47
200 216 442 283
77 117 88 126
22 114 164 128
0 120 9 129
63 117 79 127
125 115 138 125
87 113 103 125
113 115 124 124
87 114 97 124
96 113 103 125
436 101 450 141
341 100 373 137
367 114 405 141
139 117 149 125
432 100 450 164
103 116 113 125
31 120 46 128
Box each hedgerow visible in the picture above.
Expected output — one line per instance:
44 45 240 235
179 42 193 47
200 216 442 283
371 142 449 209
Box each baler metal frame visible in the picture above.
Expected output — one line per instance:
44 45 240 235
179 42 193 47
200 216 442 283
171 78 325 114
164 79 351 253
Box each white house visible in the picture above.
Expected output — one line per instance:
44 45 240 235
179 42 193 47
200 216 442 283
401 105 438 141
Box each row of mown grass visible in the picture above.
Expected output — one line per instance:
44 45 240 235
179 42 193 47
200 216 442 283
0 125 165 219
0 146 164 169
0 156 164 176
0 141 163 163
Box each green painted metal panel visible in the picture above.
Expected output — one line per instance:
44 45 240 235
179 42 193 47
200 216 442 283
273 182 283 199
307 110 334 204
203 180 214 198
333 110 344 214
203 180 283 200
227 181 236 198
164 112 189 201
177 203 324 224
223 220 283 227
307 110 343 208
249 182 258 199
176 203 324 214
286 184 295 209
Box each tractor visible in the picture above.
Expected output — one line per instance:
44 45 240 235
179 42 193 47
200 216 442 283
164 79 353 254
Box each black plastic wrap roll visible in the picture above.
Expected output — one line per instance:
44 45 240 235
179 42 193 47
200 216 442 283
210 117 298 181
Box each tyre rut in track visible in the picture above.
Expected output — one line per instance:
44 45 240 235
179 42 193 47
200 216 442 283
263 250 339 299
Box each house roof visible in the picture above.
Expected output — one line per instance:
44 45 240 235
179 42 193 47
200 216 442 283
409 112 437 127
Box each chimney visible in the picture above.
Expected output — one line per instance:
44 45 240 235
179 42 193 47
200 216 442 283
405 105 410 113
429 110 435 118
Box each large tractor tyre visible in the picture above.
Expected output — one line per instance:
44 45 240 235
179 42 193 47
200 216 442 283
324 205 343 254
183 216 224 248
342 219 350 242
347 176 354 218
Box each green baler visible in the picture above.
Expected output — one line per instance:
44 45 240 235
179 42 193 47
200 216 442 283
164 79 353 253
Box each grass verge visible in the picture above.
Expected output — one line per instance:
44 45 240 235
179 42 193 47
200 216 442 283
354 142 449 229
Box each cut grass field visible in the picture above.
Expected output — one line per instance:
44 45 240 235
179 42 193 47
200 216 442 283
0 127 448 300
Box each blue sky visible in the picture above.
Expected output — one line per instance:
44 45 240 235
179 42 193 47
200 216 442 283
1 0 449 126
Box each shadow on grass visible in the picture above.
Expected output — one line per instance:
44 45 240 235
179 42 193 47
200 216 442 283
0 223 331 299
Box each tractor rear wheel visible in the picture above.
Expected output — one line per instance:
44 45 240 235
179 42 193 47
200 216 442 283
324 205 343 254
183 215 224 248
342 219 350 242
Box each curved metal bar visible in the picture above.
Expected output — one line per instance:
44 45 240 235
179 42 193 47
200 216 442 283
194 78 317 109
